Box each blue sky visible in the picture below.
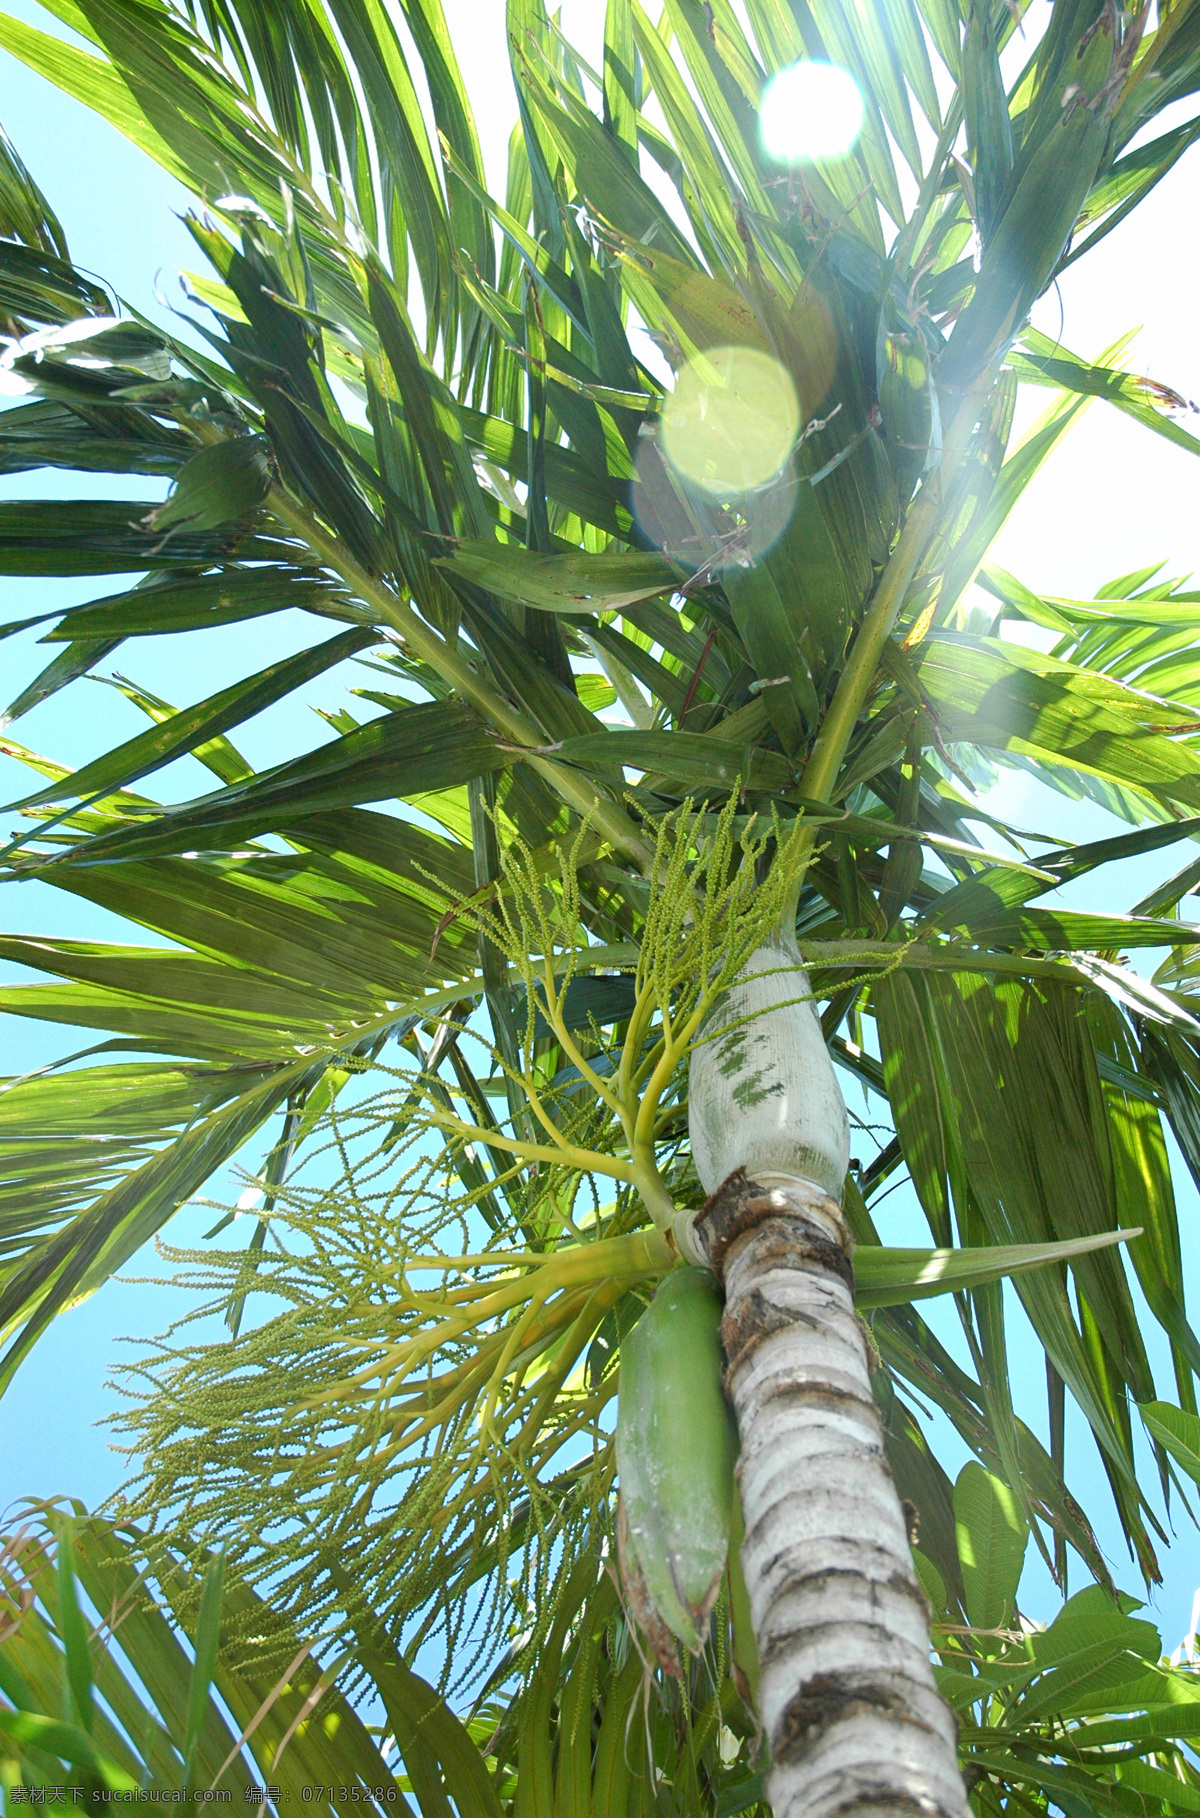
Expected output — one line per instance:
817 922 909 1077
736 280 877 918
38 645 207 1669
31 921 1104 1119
2 0 1200 1656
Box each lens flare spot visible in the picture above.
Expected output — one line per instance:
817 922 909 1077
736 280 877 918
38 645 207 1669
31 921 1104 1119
661 346 800 499
631 434 797 577
760 61 865 162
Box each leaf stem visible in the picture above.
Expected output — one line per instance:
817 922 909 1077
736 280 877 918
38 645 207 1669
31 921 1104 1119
778 380 995 935
799 392 984 806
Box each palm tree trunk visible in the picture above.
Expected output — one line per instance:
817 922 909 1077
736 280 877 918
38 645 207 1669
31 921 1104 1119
689 946 968 1818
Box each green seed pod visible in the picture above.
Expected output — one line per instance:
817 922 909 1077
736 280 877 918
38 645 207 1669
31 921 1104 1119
616 1266 736 1664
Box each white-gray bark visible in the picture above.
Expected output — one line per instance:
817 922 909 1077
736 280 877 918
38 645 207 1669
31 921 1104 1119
689 946 969 1818
689 942 850 1202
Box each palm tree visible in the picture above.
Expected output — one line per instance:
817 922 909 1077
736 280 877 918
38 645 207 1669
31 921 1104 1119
5 0 1200 1812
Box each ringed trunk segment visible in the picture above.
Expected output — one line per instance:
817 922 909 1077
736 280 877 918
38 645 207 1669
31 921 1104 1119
696 1171 968 1818
689 947 968 1818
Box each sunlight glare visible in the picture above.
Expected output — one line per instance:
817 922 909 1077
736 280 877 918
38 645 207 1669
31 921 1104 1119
760 60 865 162
660 346 800 499
632 434 797 575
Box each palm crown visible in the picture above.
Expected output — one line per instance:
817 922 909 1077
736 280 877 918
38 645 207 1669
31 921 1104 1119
5 0 1200 1812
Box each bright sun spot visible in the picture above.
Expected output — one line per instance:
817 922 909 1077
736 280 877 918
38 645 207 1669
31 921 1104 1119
660 346 800 498
760 60 865 162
